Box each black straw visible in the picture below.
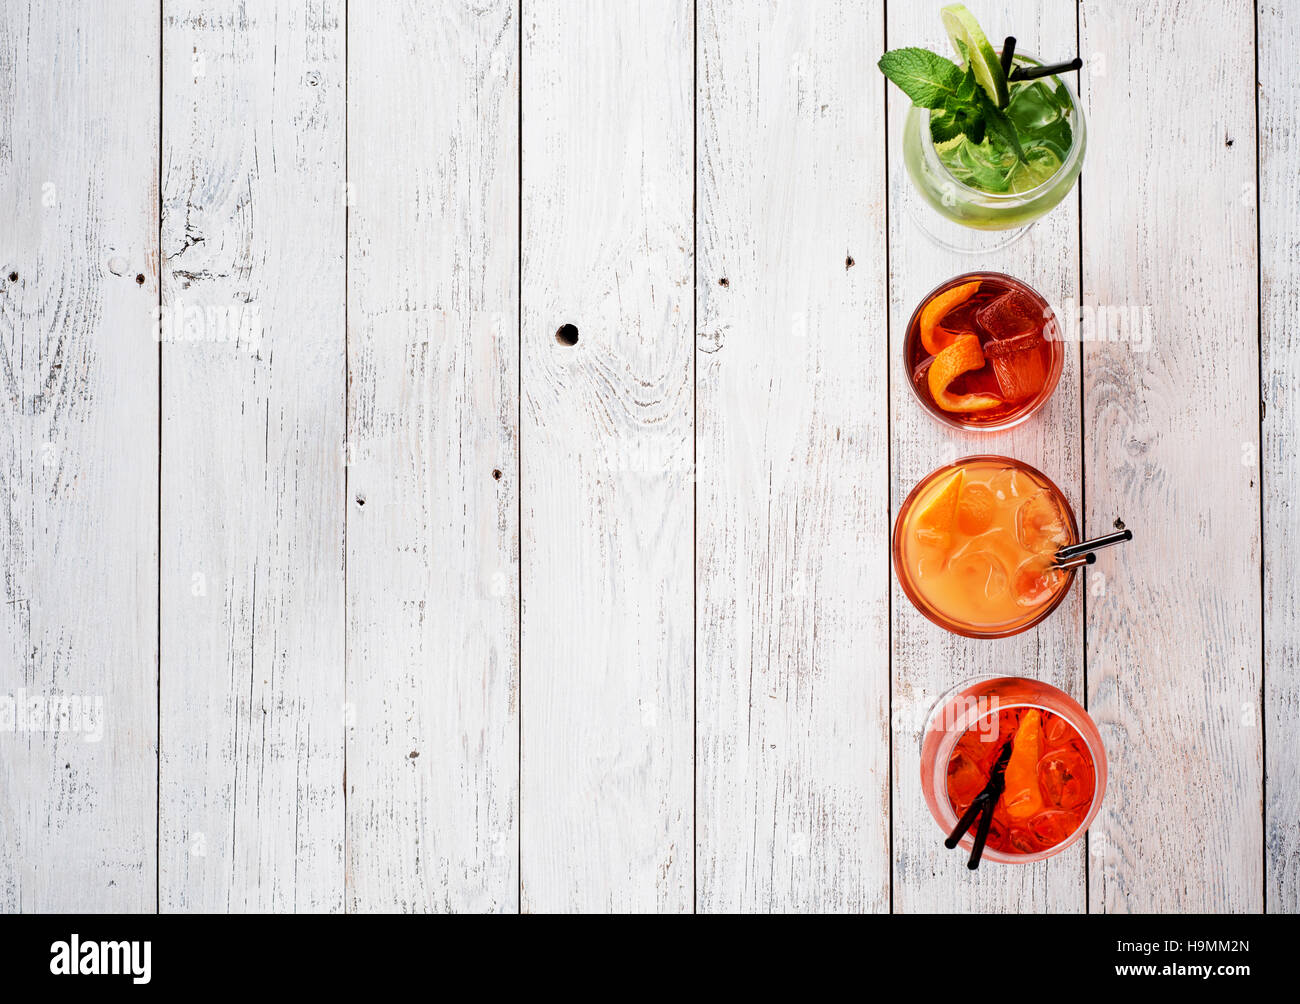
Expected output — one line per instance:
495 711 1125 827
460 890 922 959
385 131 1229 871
1008 57 1083 82
945 796 988 850
1056 528 1133 562
967 792 999 869
1054 551 1096 571
999 37 1016 79
945 740 1014 870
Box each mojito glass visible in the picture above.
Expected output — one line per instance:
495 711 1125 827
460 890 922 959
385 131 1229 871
902 53 1086 231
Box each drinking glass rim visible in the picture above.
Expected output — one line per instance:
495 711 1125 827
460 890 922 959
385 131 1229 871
891 454 1080 639
916 51 1086 203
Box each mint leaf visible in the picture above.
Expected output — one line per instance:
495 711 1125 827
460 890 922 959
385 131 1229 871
955 65 978 103
878 48 965 109
929 110 962 144
1051 80 1072 112
960 115 986 146
978 94 1027 164
1035 115 1073 158
942 94 986 145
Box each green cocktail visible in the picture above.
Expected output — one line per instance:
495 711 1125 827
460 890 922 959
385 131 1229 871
903 56 1085 230
882 5 1086 232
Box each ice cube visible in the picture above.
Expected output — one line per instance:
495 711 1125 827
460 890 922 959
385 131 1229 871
946 751 988 804
1013 555 1065 608
940 300 980 333
953 528 1024 572
948 551 1010 604
976 290 1044 340
1041 711 1073 750
958 720 1005 771
1027 809 1077 848
1037 748 1092 809
987 467 1029 501
984 330 1048 401
1016 490 1069 552
1007 826 1042 854
1040 743 1092 806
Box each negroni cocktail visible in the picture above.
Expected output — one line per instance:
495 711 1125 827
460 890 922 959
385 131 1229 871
893 456 1078 637
905 272 1062 430
921 677 1106 864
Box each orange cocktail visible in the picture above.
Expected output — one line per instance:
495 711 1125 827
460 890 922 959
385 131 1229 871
920 677 1106 864
893 456 1078 638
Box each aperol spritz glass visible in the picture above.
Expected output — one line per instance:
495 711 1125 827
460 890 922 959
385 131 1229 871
920 676 1106 864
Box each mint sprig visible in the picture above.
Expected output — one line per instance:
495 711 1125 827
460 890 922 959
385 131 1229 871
878 46 1027 164
976 92 1025 162
876 48 966 108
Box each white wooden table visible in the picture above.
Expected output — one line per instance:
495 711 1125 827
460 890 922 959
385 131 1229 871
0 0 1291 914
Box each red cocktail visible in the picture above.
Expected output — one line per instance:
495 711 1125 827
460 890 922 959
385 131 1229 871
920 677 1105 864
905 272 1062 431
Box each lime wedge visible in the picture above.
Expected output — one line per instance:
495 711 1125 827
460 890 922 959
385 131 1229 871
941 4 1009 108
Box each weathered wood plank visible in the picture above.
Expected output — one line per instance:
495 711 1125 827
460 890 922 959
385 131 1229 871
158 0 346 912
887 1 1086 912
346 0 519 912
520 0 693 912
1260 0 1300 916
1080 0 1262 912
695 0 890 913
0 0 159 911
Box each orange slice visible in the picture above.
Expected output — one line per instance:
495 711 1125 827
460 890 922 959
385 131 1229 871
913 470 963 551
927 334 1003 413
1002 710 1046 821
927 326 961 355
956 481 995 535
920 280 981 355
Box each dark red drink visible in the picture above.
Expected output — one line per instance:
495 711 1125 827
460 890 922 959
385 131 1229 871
905 272 1063 430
